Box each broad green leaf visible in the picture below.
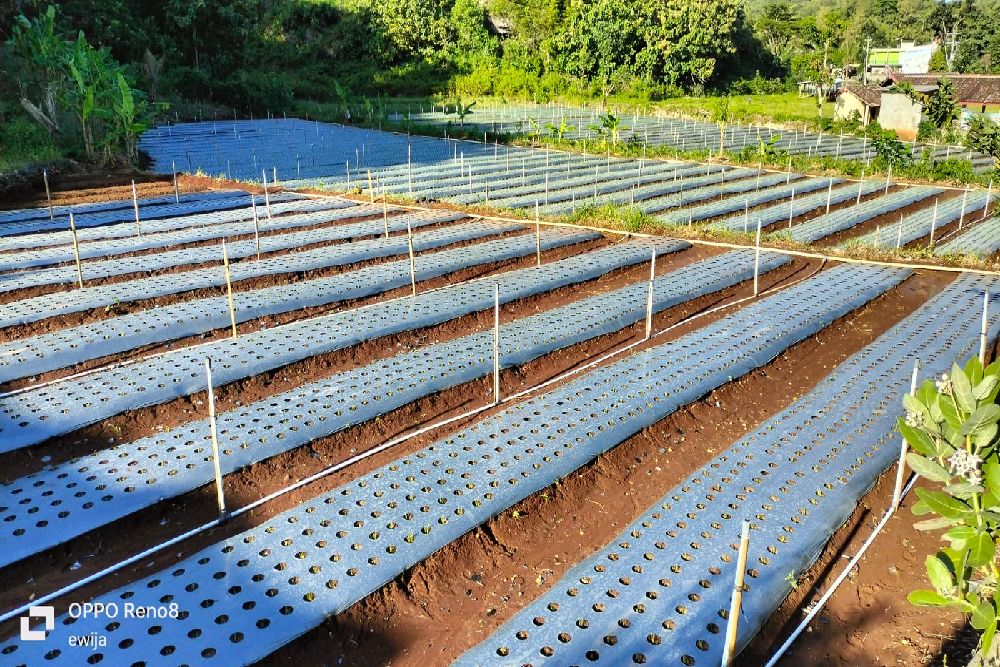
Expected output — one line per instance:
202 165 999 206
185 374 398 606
915 517 960 531
962 404 1000 436
974 375 999 400
973 602 997 631
915 488 972 520
906 453 952 483
911 499 932 516
983 618 998 653
953 364 976 413
943 482 985 496
939 396 963 430
929 394 946 423
898 419 938 457
905 392 932 421
968 357 985 385
974 423 999 448
908 589 953 606
986 459 1000 493
926 554 955 594
966 532 996 567
945 525 977 548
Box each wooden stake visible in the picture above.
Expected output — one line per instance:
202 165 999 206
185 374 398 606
959 188 969 230
251 198 261 261
535 200 542 266
382 193 390 239
981 290 990 365
407 220 416 297
261 170 272 221
884 164 892 195
721 520 751 667
43 168 54 221
367 170 374 204
222 240 238 338
753 217 762 297
493 284 501 405
131 180 142 237
172 161 180 203
204 358 227 516
929 199 939 247
985 180 994 221
825 179 833 214
788 189 795 229
896 214 904 250
856 171 865 205
644 248 656 340
892 359 921 510
69 213 83 288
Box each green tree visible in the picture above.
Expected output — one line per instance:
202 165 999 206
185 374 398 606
925 77 961 129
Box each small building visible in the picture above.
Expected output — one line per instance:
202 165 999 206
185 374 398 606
887 72 1000 115
865 41 938 83
834 83 882 125
878 91 923 140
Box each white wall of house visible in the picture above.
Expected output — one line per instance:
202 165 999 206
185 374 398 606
879 92 922 140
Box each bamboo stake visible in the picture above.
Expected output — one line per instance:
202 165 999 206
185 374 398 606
383 192 390 239
929 199 939 247
69 213 83 288
721 520 751 667
856 171 865 205
493 284 501 405
884 164 892 195
172 161 180 203
825 179 833 214
981 290 991 365
788 189 795 229
535 200 542 266
204 358 227 516
407 220 416 297
959 188 969 230
222 240 238 338
891 359 921 509
645 248 656 340
753 217 762 297
896 214 904 250
43 168 54 221
261 170 272 221
367 170 374 204
131 180 142 237
984 180 994 221
251 198 261 261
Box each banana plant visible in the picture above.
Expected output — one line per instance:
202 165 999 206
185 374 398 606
544 117 576 140
446 97 475 127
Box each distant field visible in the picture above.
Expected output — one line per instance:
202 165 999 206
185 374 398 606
652 92 828 127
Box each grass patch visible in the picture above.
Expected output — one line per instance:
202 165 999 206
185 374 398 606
652 92 827 128
0 113 65 173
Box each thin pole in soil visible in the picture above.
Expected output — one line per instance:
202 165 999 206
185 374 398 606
896 214 904 250
786 156 791 184
261 170 272 221
222 239 238 339
981 290 991 365
407 145 413 195
407 219 416 297
929 199 939 248
131 180 142 237
251 197 261 261
984 180 994 221
721 520 751 667
856 171 865 206
825 179 833 214
69 213 83 289
367 170 374 204
959 188 969 230
892 358 921 509
493 283 501 405
204 358 227 517
644 248 656 340
382 188 390 239
43 168 54 221
884 164 892 195
753 217 763 297
788 189 795 229
535 200 542 266
172 161 180 204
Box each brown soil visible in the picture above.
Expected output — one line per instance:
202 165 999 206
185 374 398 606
0 242 771 637
816 190 962 248
0 232 613 468
0 212 473 307
253 269 955 667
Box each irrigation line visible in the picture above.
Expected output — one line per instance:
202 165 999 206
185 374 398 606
301 191 1000 278
0 226 559 400
762 474 920 667
0 244 814 625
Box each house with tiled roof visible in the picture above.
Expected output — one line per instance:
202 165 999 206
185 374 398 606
886 72 1000 115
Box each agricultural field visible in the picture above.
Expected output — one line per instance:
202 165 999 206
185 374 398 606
1 118 999 667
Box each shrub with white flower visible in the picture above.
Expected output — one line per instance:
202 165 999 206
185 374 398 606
901 358 1000 658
